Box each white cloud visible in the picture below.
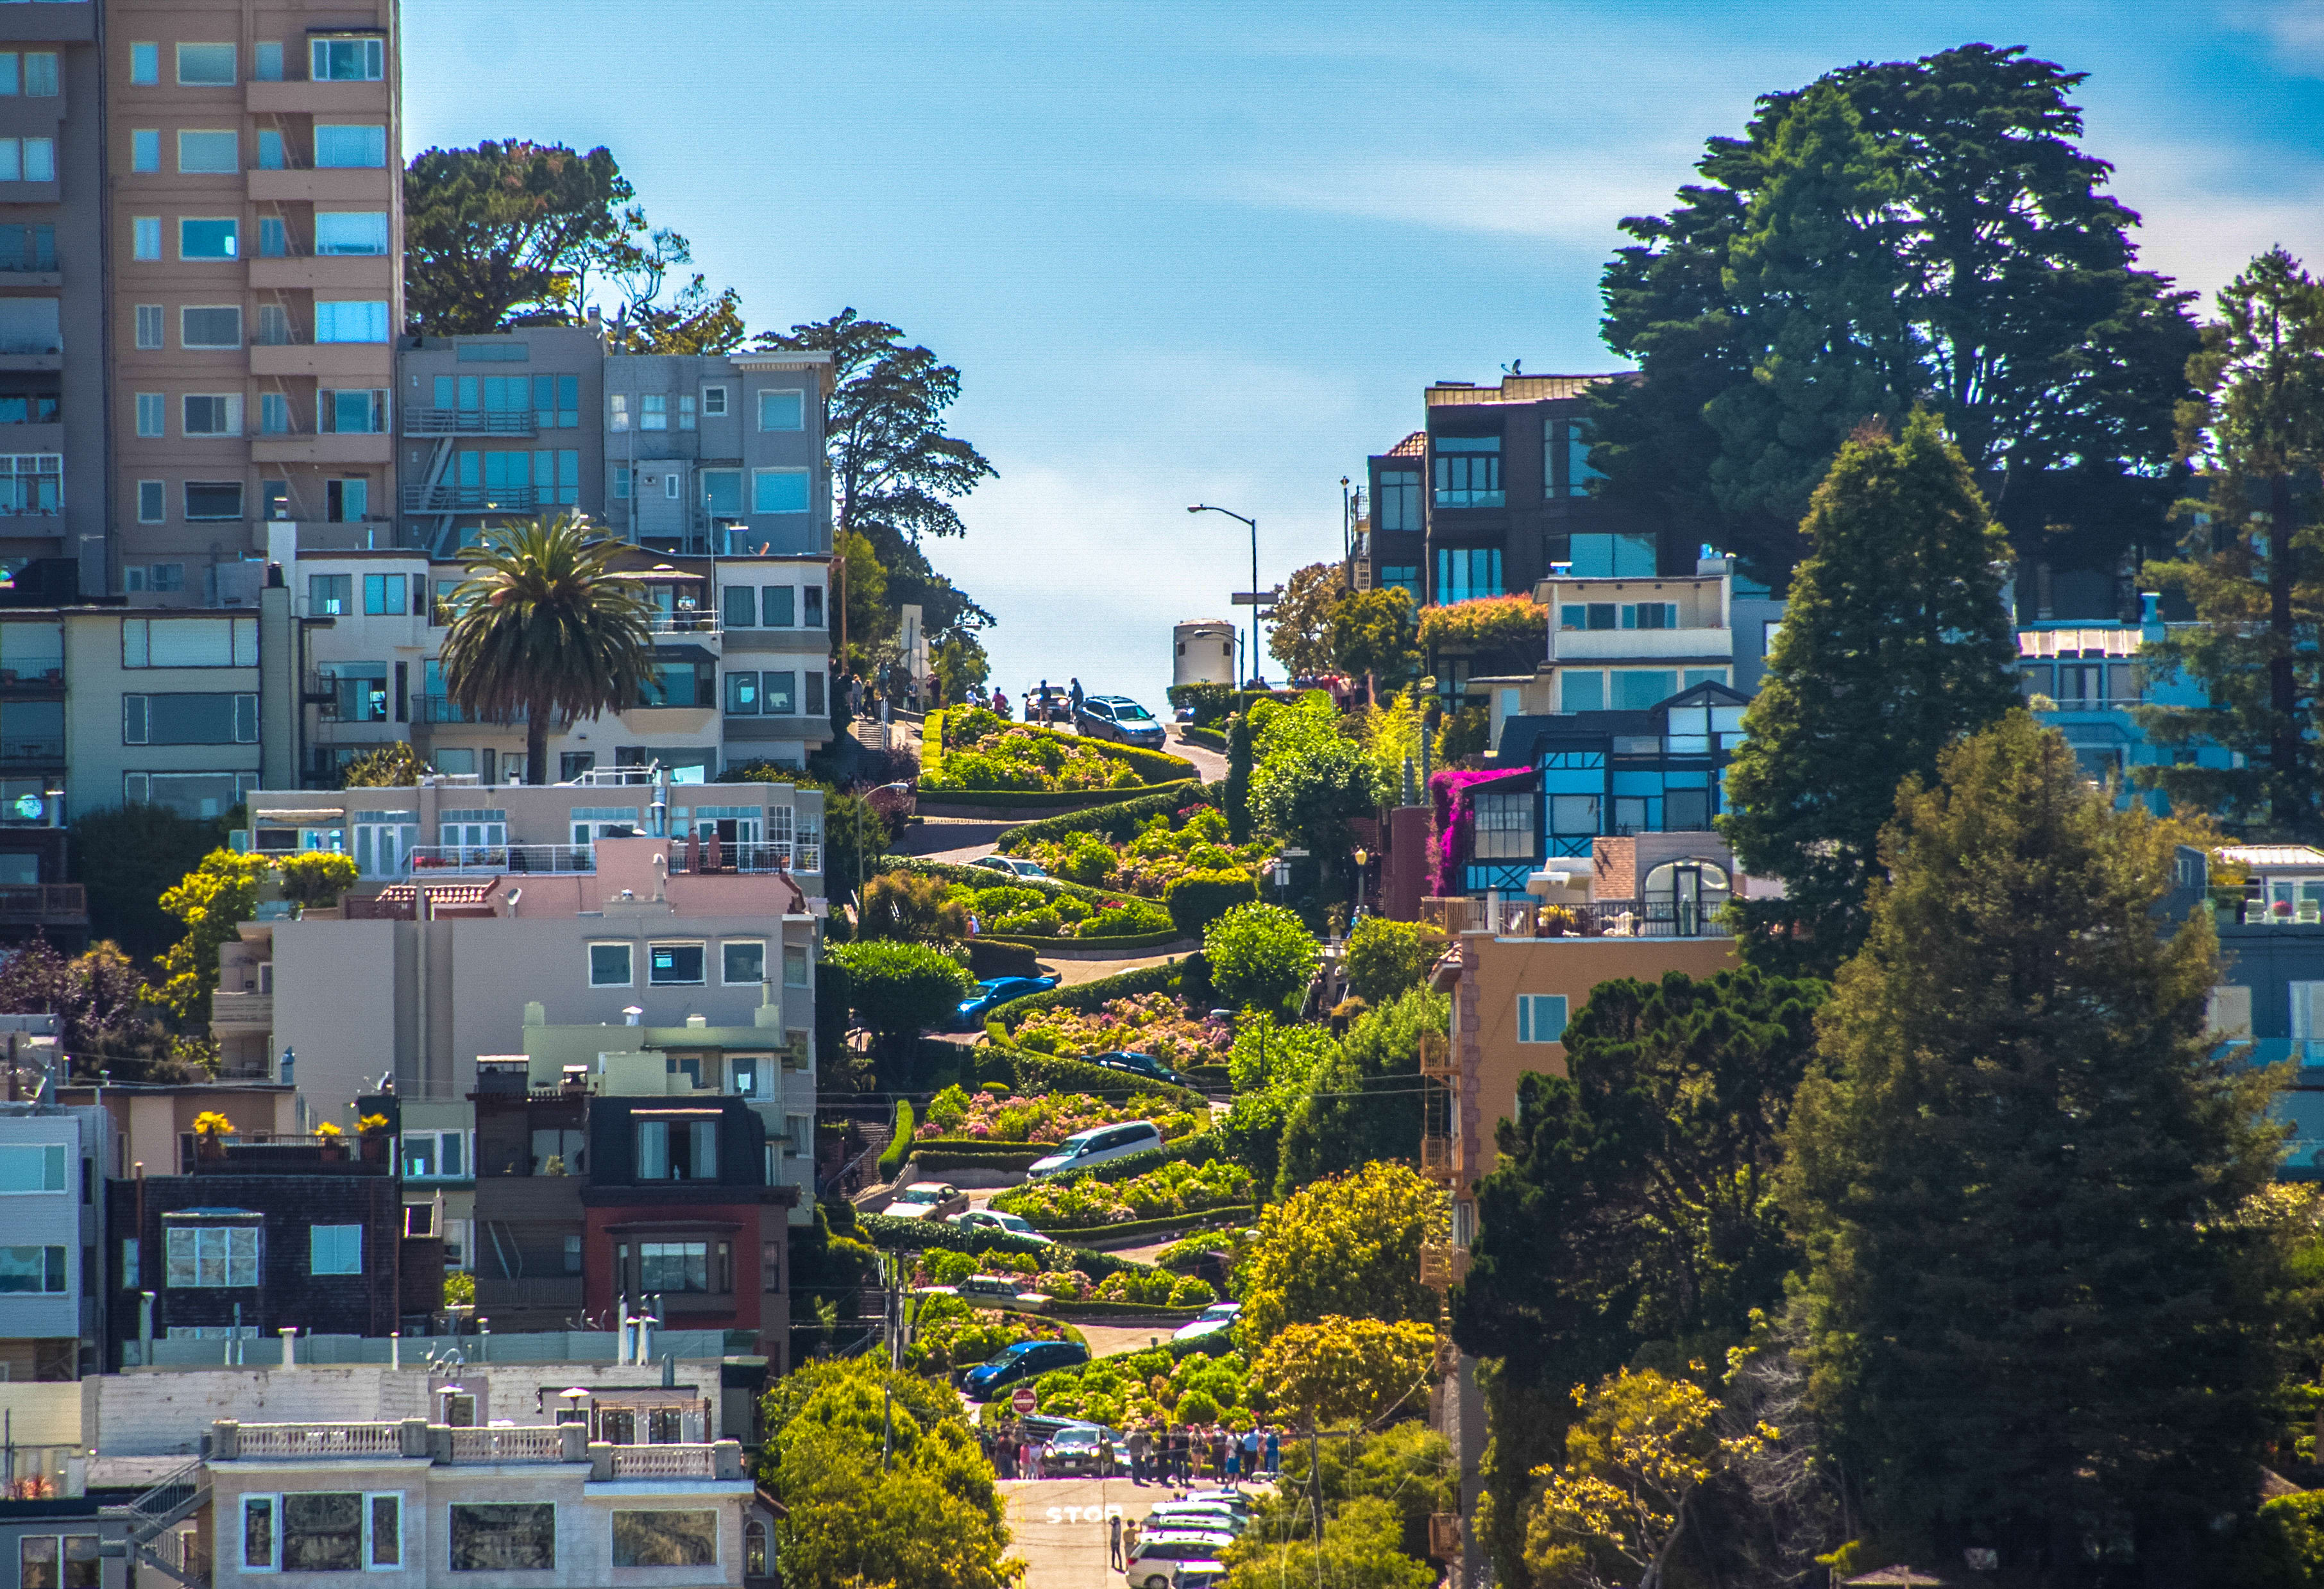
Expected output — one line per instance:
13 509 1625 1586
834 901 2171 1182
2107 137 2324 300
2227 0 2324 67
1221 151 1687 250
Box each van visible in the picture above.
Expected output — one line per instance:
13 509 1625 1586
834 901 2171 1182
1030 1120 1165 1177
1124 1533 1234 1589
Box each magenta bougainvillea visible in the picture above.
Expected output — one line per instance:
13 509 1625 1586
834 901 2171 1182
1427 767 1532 896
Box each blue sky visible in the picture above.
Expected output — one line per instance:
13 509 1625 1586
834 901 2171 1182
403 0 2324 706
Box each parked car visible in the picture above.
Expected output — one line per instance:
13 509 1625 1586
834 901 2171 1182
1026 685 1074 726
884 1182 966 1221
949 1208 1043 1240
973 853 1050 879
1076 694 1167 748
1125 1533 1236 1589
954 973 1060 1029
1043 1422 1121 1477
958 1337 1087 1397
954 1272 1049 1310
1087 1049 1187 1087
1169 1568 1228 1589
1179 1490 1253 1520
1146 1501 1247 1536
1172 1300 1242 1345
1030 1120 1166 1177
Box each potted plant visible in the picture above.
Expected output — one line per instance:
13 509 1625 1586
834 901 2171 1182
315 1120 347 1162
357 1112 392 1164
1535 905 1577 939
192 1111 234 1161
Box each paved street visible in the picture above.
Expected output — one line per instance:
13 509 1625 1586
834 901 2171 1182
1003 1476 1258 1589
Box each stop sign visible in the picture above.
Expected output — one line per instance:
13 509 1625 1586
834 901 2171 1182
1012 1386 1038 1415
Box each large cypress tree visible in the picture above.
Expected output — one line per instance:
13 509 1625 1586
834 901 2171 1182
1720 409 2019 975
1785 712 2291 1575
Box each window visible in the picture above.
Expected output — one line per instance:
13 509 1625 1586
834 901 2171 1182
1548 418 1604 498
609 394 629 432
641 393 667 431
744 1520 768 1578
313 125 387 168
255 130 286 172
0 139 56 182
122 693 259 745
702 470 742 518
762 670 797 716
611 1513 718 1568
362 574 407 615
450 1505 554 1571
589 942 633 987
131 129 160 173
320 389 387 433
0 454 58 515
722 940 765 985
133 217 161 260
638 1239 711 1290
310 1225 362 1275
135 305 164 350
1377 468 1421 531
121 1239 139 1290
310 574 351 616
1560 670 1604 712
1549 794 1600 840
649 942 705 985
752 468 808 514
531 373 579 428
1435 546 1502 604
783 944 810 989
164 1224 259 1286
135 393 164 437
663 472 680 500
804 585 825 627
315 212 389 256
180 218 238 260
183 395 242 436
176 44 236 85
178 130 239 174
758 389 804 430
121 617 257 667
1568 532 1656 579
1378 564 1420 599
722 670 760 715
315 301 389 343
0 1144 64 1193
0 391 56 426
261 393 291 435
183 307 242 348
255 42 283 82
1612 669 1678 710
311 36 385 81
721 584 758 628
636 1121 718 1183
130 42 158 85
1516 994 1568 1044
402 1130 468 1180
1434 435 1502 507
239 1491 400 1572
137 480 164 523
184 481 244 520
20 53 54 98
1473 790 1532 860
1622 602 1679 630
20 1536 99 1589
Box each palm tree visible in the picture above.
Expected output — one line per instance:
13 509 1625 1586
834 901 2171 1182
437 513 654 785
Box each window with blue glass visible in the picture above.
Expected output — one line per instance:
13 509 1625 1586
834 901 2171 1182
1516 994 1567 1044
1436 547 1502 604
1433 436 1502 507
1611 670 1677 710
1547 419 1604 498
1380 565 1420 600
1568 532 1656 578
1377 469 1422 531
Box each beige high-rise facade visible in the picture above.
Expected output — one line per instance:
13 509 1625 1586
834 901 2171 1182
107 0 401 604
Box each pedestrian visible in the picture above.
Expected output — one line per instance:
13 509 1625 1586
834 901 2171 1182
1265 1423 1280 1477
1210 1427 1227 1482
1226 1431 1241 1486
1127 1423 1149 1484
1241 1425 1260 1484
1037 679 1051 725
848 674 863 717
1099 1427 1115 1477
993 688 1010 719
1017 1436 1031 1477
1069 677 1085 717
1109 1513 1124 1570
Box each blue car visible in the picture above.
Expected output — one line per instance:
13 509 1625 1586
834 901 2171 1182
957 1338 1088 1398
953 974 1059 1030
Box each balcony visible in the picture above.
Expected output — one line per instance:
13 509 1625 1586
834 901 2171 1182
0 731 64 765
403 482 543 514
1550 625 1729 663
1420 1241 1471 1290
213 1420 744 1479
251 431 393 466
248 255 390 293
0 4 93 45
250 343 390 380
246 79 392 115
407 843 596 876
668 840 800 876
1416 1032 1454 1080
0 661 62 695
0 883 83 926
416 695 525 724
650 612 720 637
209 990 273 1032
1420 1134 1456 1185
0 333 60 372
402 408 537 438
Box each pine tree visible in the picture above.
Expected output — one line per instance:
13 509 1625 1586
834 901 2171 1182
1720 409 2017 974
1785 712 2292 1571
2136 247 2324 835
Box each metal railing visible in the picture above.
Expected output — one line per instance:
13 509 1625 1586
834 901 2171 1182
407 844 594 874
0 735 65 762
235 1422 402 1458
208 990 272 1026
447 1425 565 1463
402 483 543 513
1416 1032 1453 1079
649 612 720 636
1419 1242 1471 1290
669 840 796 875
609 1445 715 1478
402 409 538 438
415 695 526 724
0 883 83 919
0 337 60 355
1419 1134 1455 1184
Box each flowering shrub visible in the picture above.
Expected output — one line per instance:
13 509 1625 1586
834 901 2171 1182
994 1159 1256 1230
1096 1268 1182 1304
1010 992 1232 1066
933 880 1172 940
1014 806 1269 898
922 1248 1042 1286
1022 1346 1266 1432
901 1294 1067 1375
915 1085 1204 1145
926 711 1139 792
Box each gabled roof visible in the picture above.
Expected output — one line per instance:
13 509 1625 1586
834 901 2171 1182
1383 432 1427 459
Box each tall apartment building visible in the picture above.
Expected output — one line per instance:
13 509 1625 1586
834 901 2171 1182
0 1 103 597
109 0 402 603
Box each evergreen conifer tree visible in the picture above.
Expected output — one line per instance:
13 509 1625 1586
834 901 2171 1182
1785 712 2292 1570
1720 409 2017 974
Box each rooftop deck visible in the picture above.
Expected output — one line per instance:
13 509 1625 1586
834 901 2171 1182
212 1420 744 1479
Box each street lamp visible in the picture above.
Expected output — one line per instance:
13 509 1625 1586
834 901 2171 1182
1188 504 1260 687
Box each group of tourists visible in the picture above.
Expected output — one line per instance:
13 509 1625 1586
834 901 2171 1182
978 1419 1282 1483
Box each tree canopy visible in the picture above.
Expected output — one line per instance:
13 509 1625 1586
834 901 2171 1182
1589 42 2198 581
1719 410 2018 973
1235 1162 1443 1345
1269 563 1348 678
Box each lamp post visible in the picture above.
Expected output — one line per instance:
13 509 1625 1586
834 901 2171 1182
1188 504 1260 686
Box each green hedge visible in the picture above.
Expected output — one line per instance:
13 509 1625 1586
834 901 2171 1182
917 779 1203 813
851 1209 1154 1280
972 928 1189 953
1014 1130 1225 1188
874 854 1117 906
908 1148 1047 1173
876 1099 915 1180
994 958 1196 1023
965 939 1043 980
1018 1205 1258 1244
973 1039 1207 1107
922 709 951 781
996 784 1222 856
1178 725 1230 752
921 713 1198 793
1164 870 1259 937
1044 1298 1206 1321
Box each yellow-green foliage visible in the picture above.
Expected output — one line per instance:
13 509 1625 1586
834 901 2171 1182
1249 1317 1438 1425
